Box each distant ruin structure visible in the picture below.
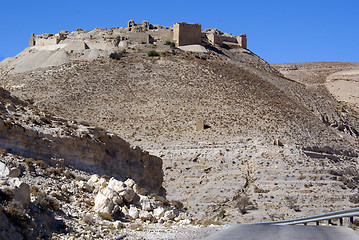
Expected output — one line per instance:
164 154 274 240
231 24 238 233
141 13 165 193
128 20 150 32
28 20 248 51
196 119 205 131
173 22 202 46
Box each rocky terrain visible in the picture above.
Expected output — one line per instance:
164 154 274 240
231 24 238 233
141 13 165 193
0 27 359 239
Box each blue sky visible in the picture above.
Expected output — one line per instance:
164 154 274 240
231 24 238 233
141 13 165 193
0 0 358 63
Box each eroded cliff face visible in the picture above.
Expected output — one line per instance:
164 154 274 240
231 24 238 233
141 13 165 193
0 87 164 195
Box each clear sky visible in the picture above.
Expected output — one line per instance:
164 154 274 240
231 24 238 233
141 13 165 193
0 0 358 63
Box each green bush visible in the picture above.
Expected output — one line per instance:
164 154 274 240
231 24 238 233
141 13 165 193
148 51 159 57
109 52 122 60
165 41 176 47
110 50 127 60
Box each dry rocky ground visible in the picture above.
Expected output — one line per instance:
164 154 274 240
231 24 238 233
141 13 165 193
0 35 359 239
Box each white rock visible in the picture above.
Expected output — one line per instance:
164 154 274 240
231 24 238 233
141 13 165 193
153 207 165 219
124 178 135 188
179 219 192 225
87 174 100 186
139 195 152 211
113 195 123 205
121 205 129 215
102 187 116 199
119 187 135 203
78 180 94 192
139 211 153 221
93 192 114 213
0 162 10 178
113 221 124 229
108 178 126 193
163 210 176 221
128 205 139 219
102 187 123 205
97 178 108 188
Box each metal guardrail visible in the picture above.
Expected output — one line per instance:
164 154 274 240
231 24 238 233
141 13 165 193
253 207 359 226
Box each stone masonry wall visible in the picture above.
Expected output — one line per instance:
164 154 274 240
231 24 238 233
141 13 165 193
173 22 202 46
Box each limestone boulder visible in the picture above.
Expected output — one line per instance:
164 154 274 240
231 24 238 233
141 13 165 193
139 211 153 221
93 192 114 213
78 180 94 192
128 205 139 219
139 195 152 211
0 162 9 178
119 187 135 203
113 221 124 229
102 187 123 205
87 174 100 186
108 178 126 193
124 178 135 188
153 206 165 219
163 210 176 221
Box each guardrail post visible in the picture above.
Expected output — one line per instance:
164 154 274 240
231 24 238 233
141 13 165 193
304 222 307 226
339 218 343 226
328 220 332 225
316 221 319 226
350 217 354 225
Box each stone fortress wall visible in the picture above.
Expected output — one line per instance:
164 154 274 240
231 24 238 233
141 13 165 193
28 20 247 51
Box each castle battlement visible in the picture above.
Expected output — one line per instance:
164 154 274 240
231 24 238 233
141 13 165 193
28 20 247 50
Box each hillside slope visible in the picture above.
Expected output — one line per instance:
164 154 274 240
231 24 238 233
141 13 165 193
1 45 359 226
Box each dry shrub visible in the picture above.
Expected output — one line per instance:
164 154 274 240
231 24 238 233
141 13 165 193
0 148 7 155
0 187 14 202
3 201 30 229
234 195 252 214
33 160 48 169
254 186 270 193
35 191 60 212
83 214 94 225
169 200 184 209
285 196 300 212
201 219 223 226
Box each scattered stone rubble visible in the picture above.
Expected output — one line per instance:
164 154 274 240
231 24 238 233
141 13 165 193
0 87 200 239
0 150 195 239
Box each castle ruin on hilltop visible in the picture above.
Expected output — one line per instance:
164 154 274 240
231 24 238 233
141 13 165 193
28 20 247 51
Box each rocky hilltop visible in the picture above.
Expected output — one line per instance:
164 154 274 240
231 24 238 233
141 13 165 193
1 23 359 239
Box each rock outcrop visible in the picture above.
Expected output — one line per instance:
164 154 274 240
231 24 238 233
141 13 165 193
0 87 164 195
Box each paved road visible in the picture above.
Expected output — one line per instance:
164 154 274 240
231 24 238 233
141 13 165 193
204 224 359 240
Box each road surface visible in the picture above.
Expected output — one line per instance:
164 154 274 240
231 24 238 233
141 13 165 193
204 224 359 240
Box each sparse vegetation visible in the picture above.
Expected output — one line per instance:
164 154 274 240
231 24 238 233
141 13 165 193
165 41 176 47
109 50 127 60
285 196 300 212
3 201 30 230
233 194 252 214
254 186 270 193
147 51 160 57
35 191 60 212
201 219 223 226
